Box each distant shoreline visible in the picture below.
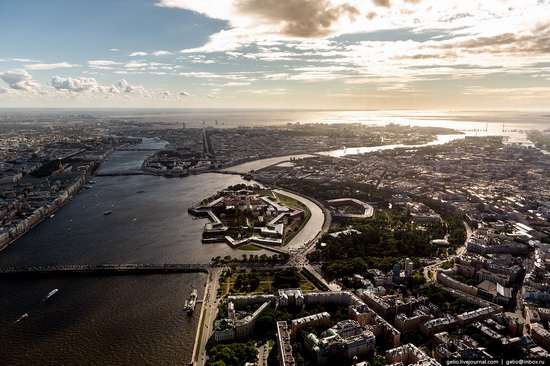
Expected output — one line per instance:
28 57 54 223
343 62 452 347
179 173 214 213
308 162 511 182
1 109 548 137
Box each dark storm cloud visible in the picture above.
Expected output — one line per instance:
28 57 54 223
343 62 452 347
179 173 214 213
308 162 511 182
443 22 550 54
235 0 359 37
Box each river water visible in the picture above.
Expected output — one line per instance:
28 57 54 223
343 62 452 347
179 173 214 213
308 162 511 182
0 274 206 366
0 138 255 365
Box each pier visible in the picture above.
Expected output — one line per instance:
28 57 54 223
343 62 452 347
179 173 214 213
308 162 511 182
0 263 209 278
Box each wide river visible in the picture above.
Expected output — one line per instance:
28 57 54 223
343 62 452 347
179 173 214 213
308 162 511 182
0 138 256 366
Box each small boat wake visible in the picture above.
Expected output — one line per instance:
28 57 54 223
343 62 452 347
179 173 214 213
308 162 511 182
9 289 60 326
43 288 59 302
12 313 28 325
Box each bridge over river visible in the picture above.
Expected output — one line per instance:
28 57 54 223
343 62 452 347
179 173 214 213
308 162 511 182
0 263 209 278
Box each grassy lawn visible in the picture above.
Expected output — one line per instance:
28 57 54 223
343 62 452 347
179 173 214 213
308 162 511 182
259 283 271 292
299 279 317 292
273 192 302 207
221 270 318 296
253 284 268 293
259 273 272 282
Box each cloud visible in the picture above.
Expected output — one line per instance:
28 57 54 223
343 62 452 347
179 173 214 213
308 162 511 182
371 0 390 8
50 76 146 95
153 50 172 56
123 60 173 72
125 60 150 69
25 62 79 70
160 0 363 52
223 81 251 87
167 10 550 90
234 0 359 38
129 51 148 56
110 48 120 52
439 21 550 56
178 71 247 80
88 60 122 70
241 88 287 95
88 60 121 67
0 58 41 63
0 69 40 90
160 0 550 56
51 76 103 92
179 91 191 96
112 79 146 94
159 0 360 37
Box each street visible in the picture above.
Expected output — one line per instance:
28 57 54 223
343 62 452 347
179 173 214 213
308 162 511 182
194 268 222 366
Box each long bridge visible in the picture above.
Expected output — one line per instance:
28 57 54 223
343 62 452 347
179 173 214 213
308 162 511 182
0 263 209 278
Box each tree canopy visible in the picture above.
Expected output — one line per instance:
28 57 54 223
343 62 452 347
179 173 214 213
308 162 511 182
272 267 301 289
208 342 257 366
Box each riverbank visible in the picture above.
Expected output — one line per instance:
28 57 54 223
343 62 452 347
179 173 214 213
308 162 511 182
0 173 87 252
0 142 139 253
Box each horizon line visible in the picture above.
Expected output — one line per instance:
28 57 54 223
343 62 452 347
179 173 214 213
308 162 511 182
1 107 549 113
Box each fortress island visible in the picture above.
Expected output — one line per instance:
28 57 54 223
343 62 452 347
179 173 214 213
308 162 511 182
188 184 309 249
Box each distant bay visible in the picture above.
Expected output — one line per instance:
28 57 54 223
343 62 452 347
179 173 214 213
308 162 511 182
100 108 550 133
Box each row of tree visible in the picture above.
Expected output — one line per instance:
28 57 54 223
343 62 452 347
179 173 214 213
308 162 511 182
279 179 391 204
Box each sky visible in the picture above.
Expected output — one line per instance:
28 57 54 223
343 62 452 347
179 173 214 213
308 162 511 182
0 0 549 110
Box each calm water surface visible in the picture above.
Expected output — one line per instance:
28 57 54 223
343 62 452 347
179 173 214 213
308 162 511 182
0 274 206 366
0 139 251 365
